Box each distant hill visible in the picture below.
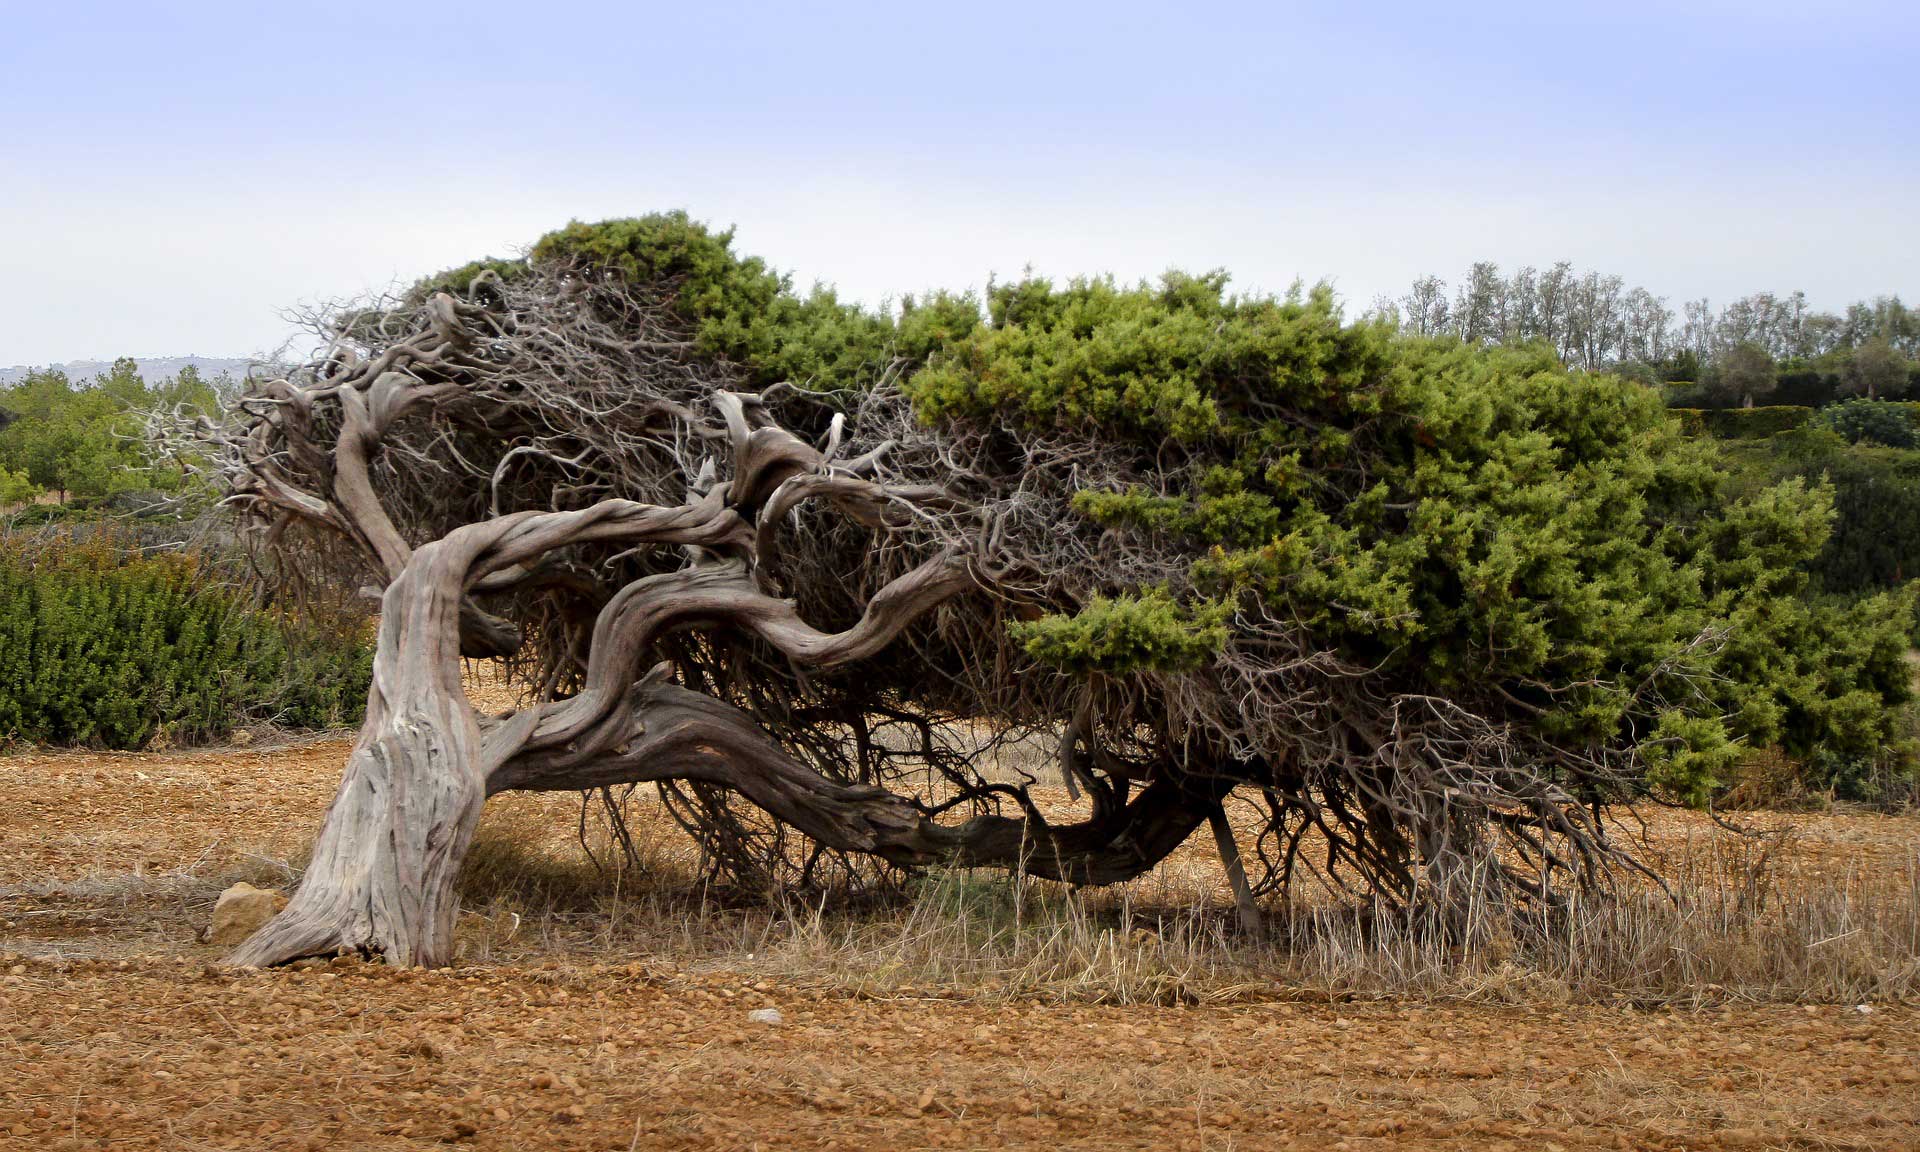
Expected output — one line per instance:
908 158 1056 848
0 356 261 387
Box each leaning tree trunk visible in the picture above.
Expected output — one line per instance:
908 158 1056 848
222 376 1241 968
228 540 487 967
231 534 1231 965
228 492 751 967
224 532 1233 965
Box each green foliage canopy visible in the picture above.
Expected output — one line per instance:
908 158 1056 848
418 215 1915 816
895 270 1912 805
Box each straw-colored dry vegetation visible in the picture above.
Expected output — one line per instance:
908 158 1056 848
442 780 1920 1010
2 669 1916 1149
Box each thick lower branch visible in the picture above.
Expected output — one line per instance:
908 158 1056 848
227 539 486 968
514 551 974 767
492 681 1228 887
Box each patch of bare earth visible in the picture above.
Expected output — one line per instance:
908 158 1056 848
2 694 1917 1149
3 956 1913 1151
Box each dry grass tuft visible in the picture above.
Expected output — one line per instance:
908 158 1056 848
761 870 1241 1005
435 800 1920 1006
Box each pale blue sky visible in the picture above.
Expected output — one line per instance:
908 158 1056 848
3 0 1915 365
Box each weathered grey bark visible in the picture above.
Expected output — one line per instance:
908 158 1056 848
229 493 752 966
225 372 1239 966
1208 805 1263 936
228 539 484 967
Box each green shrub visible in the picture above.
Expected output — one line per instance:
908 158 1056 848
1816 398 1920 448
1669 407 1708 436
1704 406 1813 438
3 503 94 528
1670 407 1813 439
1716 428 1920 595
403 257 529 306
0 536 372 748
1011 587 1229 674
1802 746 1918 807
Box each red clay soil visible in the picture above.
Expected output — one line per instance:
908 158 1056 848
3 954 1916 1151
2 739 1917 1150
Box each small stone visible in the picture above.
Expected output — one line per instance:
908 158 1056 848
747 1007 783 1025
208 883 287 946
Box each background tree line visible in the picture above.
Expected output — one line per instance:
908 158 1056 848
1382 263 1918 409
0 357 226 508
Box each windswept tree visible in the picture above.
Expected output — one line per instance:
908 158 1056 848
202 213 1913 967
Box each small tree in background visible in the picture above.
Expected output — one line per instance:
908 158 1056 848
1843 336 1911 401
1711 341 1778 409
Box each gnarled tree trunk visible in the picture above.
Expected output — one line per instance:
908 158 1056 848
225 378 1227 966
231 540 488 966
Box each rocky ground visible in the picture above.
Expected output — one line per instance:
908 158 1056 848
2 733 1917 1150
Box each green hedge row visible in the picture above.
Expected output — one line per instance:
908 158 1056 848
1674 401 1920 443
0 537 373 749
1670 406 1814 439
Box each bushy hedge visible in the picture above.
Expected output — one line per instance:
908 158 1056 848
0 537 372 748
1670 407 1709 436
1671 406 1818 439
1666 370 1894 413
1816 398 1920 447
1678 399 1920 453
1713 406 1814 438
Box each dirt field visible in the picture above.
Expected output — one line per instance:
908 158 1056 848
3 736 1918 1151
